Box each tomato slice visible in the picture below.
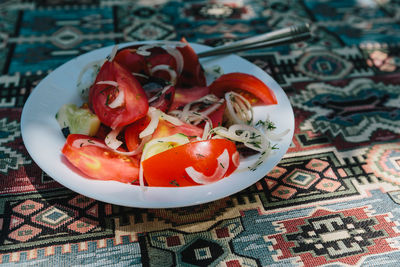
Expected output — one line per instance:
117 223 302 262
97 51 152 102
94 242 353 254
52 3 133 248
176 38 207 88
146 47 178 84
124 116 203 151
89 60 149 129
207 102 226 128
62 134 140 184
169 86 210 111
114 47 148 80
152 118 203 140
142 139 239 187
209 72 278 106
124 116 151 151
144 82 175 112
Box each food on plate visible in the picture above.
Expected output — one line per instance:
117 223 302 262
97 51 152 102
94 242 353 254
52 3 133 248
56 103 100 137
58 40 284 187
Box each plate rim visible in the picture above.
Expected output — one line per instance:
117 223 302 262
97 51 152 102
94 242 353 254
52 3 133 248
20 41 294 208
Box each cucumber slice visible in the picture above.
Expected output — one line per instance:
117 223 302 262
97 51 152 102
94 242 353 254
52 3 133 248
142 133 189 161
56 103 101 137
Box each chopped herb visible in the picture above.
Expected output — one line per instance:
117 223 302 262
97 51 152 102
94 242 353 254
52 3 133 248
87 139 95 144
99 85 113 95
196 153 205 158
255 120 265 127
169 179 180 186
105 94 111 106
219 162 225 168
212 65 222 74
271 144 279 150
267 121 276 130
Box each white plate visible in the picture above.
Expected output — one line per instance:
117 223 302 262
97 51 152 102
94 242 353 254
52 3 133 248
21 42 294 208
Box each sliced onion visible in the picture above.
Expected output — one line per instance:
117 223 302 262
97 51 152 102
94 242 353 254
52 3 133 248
96 81 124 109
172 94 223 126
265 128 290 142
165 46 184 75
248 142 273 171
213 124 267 152
71 133 150 157
115 135 151 156
202 121 211 140
77 59 103 100
232 151 240 167
105 126 123 150
229 124 267 152
148 85 172 103
225 91 253 125
107 45 118 61
136 44 155 56
160 112 184 126
185 149 230 184
71 138 109 149
139 107 161 138
150 64 177 85
132 72 149 79
96 80 119 87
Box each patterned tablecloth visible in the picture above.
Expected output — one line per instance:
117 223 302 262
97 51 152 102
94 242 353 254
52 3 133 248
1 0 400 266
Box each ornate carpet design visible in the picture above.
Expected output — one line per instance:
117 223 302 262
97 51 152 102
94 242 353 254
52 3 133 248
1 0 400 266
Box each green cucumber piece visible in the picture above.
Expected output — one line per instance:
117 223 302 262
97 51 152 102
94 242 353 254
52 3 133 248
56 103 100 137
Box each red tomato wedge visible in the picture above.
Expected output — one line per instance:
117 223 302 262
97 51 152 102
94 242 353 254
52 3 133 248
207 102 226 128
176 38 207 88
124 116 203 151
142 139 239 187
114 48 148 77
62 134 140 184
89 60 149 129
169 86 210 111
124 116 151 151
146 47 178 83
152 119 203 140
209 72 278 106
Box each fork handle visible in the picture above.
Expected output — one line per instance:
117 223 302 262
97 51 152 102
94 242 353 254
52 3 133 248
197 23 311 58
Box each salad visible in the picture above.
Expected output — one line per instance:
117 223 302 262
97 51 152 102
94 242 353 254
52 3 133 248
56 39 287 188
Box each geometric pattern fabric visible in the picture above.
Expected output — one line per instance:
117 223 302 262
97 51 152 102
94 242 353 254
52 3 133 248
1 0 400 266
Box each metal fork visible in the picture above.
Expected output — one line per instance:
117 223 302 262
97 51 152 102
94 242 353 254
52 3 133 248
197 23 311 58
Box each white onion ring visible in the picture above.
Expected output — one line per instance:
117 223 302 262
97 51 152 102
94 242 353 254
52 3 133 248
77 59 103 99
105 126 123 150
171 94 223 126
139 107 161 138
96 81 125 109
139 107 184 139
265 128 290 142
185 149 230 184
108 45 118 61
165 46 184 75
148 85 172 103
136 44 155 56
225 91 253 125
202 121 211 140
160 112 184 126
212 124 267 152
150 64 177 85
71 138 109 149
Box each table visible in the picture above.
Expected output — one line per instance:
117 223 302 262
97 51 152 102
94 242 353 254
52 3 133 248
1 1 400 266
